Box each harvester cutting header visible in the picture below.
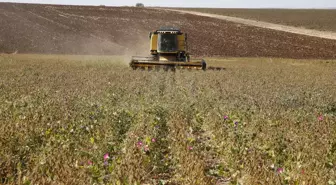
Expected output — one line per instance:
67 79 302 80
130 27 223 71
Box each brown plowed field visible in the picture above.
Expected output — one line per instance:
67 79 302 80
179 8 336 32
0 3 335 59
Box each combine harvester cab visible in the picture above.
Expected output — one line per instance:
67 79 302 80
130 27 222 71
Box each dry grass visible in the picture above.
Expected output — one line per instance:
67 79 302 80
179 8 336 32
0 54 335 184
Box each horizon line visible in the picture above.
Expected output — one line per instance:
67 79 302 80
1 1 336 9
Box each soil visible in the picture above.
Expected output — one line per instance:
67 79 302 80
0 3 335 59
167 9 336 40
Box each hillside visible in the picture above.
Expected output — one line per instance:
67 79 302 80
0 3 336 59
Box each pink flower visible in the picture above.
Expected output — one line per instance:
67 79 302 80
144 145 150 152
224 115 229 120
88 160 93 166
151 138 156 143
104 153 109 161
277 167 284 174
137 141 143 148
318 115 324 121
188 146 193 150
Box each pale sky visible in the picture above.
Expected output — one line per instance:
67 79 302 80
2 0 336 8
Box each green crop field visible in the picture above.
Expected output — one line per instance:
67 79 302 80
179 8 336 32
0 54 335 184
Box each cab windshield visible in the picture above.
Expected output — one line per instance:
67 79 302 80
158 34 177 52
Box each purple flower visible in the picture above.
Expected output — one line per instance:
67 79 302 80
277 167 284 174
88 160 93 166
234 121 239 127
151 138 156 143
224 115 229 120
188 146 193 150
104 161 109 166
318 115 324 121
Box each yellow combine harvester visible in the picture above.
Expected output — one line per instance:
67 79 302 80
130 27 222 71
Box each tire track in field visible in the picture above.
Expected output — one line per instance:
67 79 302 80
168 115 212 184
165 9 336 41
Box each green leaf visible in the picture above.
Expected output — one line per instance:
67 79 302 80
90 137 95 144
